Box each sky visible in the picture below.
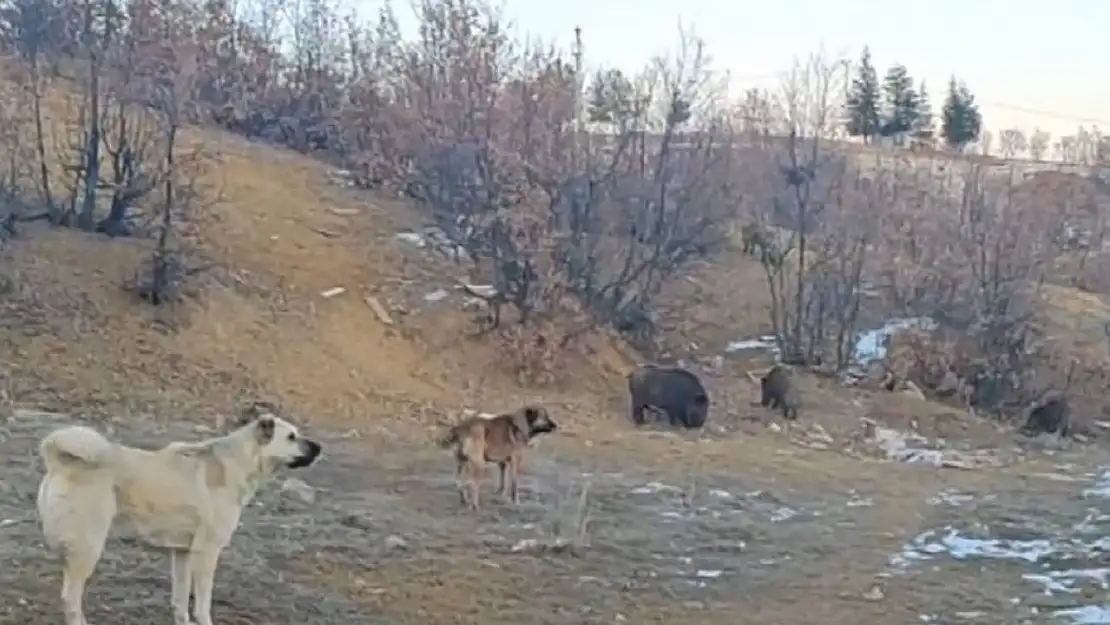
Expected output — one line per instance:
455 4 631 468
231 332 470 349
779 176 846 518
362 0 1110 143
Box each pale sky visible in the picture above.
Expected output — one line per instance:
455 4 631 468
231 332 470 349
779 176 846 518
365 0 1110 143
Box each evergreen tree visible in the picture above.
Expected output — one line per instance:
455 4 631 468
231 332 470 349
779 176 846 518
958 83 983 146
940 77 983 150
587 69 635 127
844 46 881 143
879 63 917 144
912 80 934 142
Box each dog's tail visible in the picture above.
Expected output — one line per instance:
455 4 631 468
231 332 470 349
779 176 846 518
434 424 461 449
39 425 115 473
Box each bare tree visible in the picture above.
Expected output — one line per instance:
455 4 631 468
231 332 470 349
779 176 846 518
0 78 35 206
997 128 1027 159
1055 135 1078 162
3 0 56 215
757 50 858 365
1028 128 1050 161
124 24 215 305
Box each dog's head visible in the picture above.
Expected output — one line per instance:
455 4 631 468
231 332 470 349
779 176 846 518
522 405 557 437
236 403 323 469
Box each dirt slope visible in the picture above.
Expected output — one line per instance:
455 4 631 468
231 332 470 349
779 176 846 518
1 128 630 425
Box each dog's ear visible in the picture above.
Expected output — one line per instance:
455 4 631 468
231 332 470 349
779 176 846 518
255 416 276 444
233 400 279 430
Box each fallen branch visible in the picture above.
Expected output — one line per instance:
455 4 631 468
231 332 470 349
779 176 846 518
363 295 394 326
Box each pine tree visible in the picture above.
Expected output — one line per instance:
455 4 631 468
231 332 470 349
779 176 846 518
912 80 934 142
940 78 964 149
879 63 917 145
941 77 983 150
587 69 635 127
958 83 982 146
844 46 881 144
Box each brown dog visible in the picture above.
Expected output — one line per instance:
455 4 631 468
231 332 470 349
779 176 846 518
436 405 557 510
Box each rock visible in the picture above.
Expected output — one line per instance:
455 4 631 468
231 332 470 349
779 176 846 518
858 417 878 439
510 537 571 553
900 381 926 401
682 601 707 610
383 535 409 551
280 478 316 505
364 295 395 326
510 538 541 553
340 514 374 530
808 423 834 444
862 584 885 601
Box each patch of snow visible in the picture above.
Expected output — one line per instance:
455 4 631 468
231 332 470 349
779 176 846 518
423 289 449 303
395 231 426 247
1024 569 1110 595
694 569 722 579
1083 469 1110 499
892 501 1110 621
725 335 780 354
769 506 799 523
853 317 937 364
927 490 975 507
1055 605 1110 624
869 425 999 469
630 481 682 496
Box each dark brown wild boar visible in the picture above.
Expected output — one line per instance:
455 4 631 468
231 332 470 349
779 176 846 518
627 365 709 429
760 365 800 420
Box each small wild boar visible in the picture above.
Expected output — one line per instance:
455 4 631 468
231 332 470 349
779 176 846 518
760 364 800 420
1019 391 1070 437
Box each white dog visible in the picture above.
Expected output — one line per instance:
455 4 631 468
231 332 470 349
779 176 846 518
36 404 323 625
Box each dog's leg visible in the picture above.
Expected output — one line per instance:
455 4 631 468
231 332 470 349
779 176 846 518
455 459 469 507
58 512 111 625
61 547 101 625
170 549 195 625
188 548 222 625
507 453 522 505
466 459 482 511
496 462 507 496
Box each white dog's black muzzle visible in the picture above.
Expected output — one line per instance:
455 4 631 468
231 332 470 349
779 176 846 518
288 439 322 469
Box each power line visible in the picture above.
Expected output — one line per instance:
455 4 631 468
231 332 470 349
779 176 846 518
728 70 1110 129
982 102 1110 127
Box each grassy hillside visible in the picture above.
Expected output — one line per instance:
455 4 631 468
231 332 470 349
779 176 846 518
3 63 1110 436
